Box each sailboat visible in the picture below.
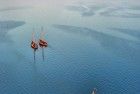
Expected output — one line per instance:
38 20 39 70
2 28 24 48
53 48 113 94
31 32 38 63
39 27 48 61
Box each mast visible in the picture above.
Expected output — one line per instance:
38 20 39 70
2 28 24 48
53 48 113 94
39 27 48 61
41 27 45 61
31 29 38 63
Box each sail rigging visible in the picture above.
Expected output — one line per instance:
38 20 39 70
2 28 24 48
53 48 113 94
31 31 38 63
39 27 48 61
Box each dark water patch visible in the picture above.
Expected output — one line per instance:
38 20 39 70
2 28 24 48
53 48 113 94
0 6 31 12
53 24 137 42
0 20 25 43
53 24 140 62
110 28 140 38
0 21 25 30
128 5 140 10
100 7 140 18
66 5 103 17
81 11 95 16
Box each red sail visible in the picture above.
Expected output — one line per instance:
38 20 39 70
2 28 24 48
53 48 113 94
39 39 48 47
31 41 38 50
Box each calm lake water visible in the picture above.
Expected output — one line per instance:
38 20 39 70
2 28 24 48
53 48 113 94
0 1 140 94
